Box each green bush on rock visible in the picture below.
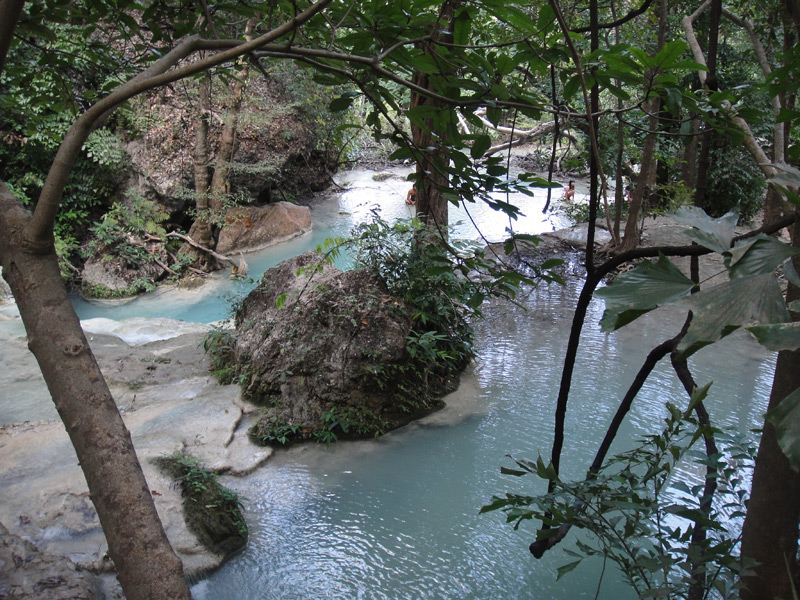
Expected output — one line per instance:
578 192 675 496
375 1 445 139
209 213 556 448
153 452 247 558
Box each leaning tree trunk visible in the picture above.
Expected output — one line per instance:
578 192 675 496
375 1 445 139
740 213 800 600
188 72 217 263
0 182 192 600
619 0 667 253
618 99 659 253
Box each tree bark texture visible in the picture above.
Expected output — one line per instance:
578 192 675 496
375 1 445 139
190 73 216 253
209 17 257 210
0 182 192 599
740 215 800 600
409 0 459 230
619 100 659 253
619 0 666 253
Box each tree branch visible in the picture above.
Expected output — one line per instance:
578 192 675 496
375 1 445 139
681 0 779 180
530 334 678 557
533 211 797 555
166 231 243 271
572 0 656 33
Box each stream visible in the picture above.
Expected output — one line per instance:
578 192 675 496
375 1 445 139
192 280 773 600
2 167 776 598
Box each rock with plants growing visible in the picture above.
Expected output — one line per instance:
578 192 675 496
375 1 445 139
220 248 468 447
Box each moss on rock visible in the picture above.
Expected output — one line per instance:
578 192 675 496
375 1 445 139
153 453 247 558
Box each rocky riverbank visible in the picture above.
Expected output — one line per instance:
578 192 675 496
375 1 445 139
0 304 271 599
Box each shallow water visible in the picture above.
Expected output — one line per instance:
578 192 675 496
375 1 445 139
4 167 775 597
69 167 570 324
194 280 773 599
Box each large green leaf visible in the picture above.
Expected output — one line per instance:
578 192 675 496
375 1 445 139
653 40 689 69
784 261 800 288
747 322 800 351
768 164 800 207
673 273 791 358
596 255 695 331
765 386 800 472
725 235 800 278
672 206 738 253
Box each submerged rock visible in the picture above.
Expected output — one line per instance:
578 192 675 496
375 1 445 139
230 251 451 445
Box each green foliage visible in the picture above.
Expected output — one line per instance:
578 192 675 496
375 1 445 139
483 399 756 599
557 198 607 226
704 144 766 222
306 212 563 415
250 416 302 447
155 452 248 545
54 233 79 282
596 207 798 359
0 18 132 241
249 405 391 448
82 193 168 267
202 327 237 385
346 216 480 377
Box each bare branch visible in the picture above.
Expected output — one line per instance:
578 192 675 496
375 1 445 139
166 232 243 271
572 0 656 33
681 0 779 180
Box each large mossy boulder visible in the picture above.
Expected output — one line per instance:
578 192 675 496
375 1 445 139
229 251 453 445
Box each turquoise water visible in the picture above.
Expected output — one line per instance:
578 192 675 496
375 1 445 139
64 168 773 598
191 280 773 599
71 167 569 324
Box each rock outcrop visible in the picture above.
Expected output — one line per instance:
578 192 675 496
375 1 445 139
230 251 446 444
80 257 164 296
0 319 271 596
215 202 312 255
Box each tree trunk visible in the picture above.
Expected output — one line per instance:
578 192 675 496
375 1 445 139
209 17 257 210
0 181 192 600
618 0 667 253
189 73 216 260
681 116 700 190
740 214 800 600
619 100 659 253
409 0 459 231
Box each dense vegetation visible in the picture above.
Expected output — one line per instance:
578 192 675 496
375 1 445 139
1 0 799 599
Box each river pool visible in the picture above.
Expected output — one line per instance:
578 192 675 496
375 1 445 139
2 167 776 598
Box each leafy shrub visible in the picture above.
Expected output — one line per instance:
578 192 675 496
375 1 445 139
346 215 484 378
154 452 247 554
82 193 168 267
704 144 765 223
202 327 237 385
484 393 755 598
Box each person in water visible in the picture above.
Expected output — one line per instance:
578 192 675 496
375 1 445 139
406 186 417 206
563 180 575 202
